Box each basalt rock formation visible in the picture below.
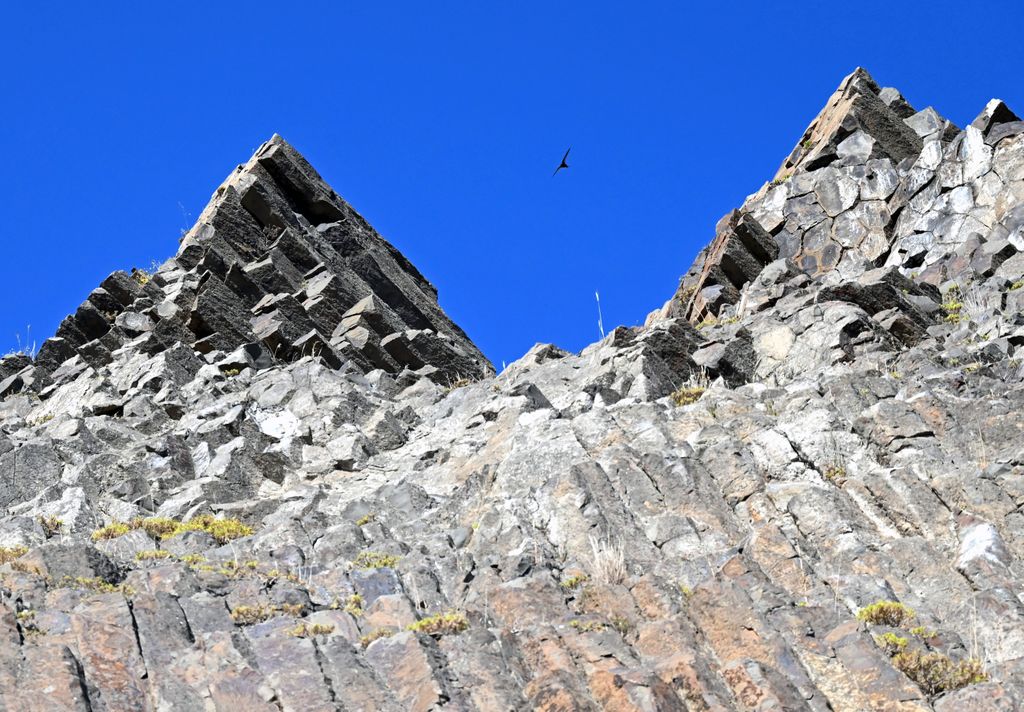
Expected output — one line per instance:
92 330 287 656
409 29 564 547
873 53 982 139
1 69 1024 711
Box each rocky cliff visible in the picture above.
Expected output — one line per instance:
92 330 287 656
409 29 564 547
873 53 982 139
1 68 1023 711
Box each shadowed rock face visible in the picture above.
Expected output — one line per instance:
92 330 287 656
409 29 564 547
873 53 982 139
2 71 1024 710
11 135 492 400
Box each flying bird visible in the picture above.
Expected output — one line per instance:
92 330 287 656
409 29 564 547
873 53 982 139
552 147 571 177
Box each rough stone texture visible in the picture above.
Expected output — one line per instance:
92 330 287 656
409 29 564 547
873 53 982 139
21 135 492 392
3 71 1024 710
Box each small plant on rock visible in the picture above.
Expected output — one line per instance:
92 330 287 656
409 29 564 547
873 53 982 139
355 513 376 527
671 367 710 407
16 609 43 636
177 514 254 544
0 546 29 565
570 618 607 633
695 315 718 330
823 465 847 482
287 622 335 638
10 559 44 576
942 285 965 324
560 573 588 590
230 605 276 626
610 616 631 636
890 649 987 697
280 603 305 617
92 515 254 545
343 593 364 616
407 610 469 637
874 632 909 656
360 628 393 648
91 521 132 541
352 551 400 570
38 516 63 538
135 549 173 561
216 559 261 578
910 626 937 639
585 535 627 586
60 576 135 596
130 517 180 539
444 376 473 393
857 600 916 628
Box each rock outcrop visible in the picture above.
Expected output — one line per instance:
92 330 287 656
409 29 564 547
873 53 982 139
6 135 491 405
2 69 1024 710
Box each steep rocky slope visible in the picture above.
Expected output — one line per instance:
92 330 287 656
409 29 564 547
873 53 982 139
1 68 1024 711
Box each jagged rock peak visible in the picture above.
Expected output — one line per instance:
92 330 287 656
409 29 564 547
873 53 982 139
1 135 492 401
662 67 1024 329
775 67 935 179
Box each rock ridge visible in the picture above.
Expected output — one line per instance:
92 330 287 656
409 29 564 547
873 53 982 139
1 69 1024 710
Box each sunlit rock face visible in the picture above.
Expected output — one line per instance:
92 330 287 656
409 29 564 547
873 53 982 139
2 70 1024 710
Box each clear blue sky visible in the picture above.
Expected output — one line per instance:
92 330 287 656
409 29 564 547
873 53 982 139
3 2 1023 368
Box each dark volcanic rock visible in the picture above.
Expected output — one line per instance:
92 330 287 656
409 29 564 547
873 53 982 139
27 135 492 390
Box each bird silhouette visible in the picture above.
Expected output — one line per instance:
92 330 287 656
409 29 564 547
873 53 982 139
552 147 571 177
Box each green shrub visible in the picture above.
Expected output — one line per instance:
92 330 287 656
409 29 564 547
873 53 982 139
671 386 706 406
92 515 253 545
360 628 393 648
0 546 29 565
857 600 916 628
823 465 846 482
570 618 607 633
38 516 63 537
91 522 132 541
10 560 43 576
560 574 588 590
130 517 181 539
343 593 364 617
58 576 134 596
874 632 909 656
177 514 253 544
230 605 276 626
942 285 965 324
352 551 400 570
891 649 987 696
407 611 469 636
287 622 335 638
672 368 710 406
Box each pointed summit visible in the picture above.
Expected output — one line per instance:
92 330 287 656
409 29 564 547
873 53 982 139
172 135 494 380
14 136 493 397
774 68 927 179
970 98 1022 136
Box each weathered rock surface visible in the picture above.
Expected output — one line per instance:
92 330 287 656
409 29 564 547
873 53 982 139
2 69 1024 710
